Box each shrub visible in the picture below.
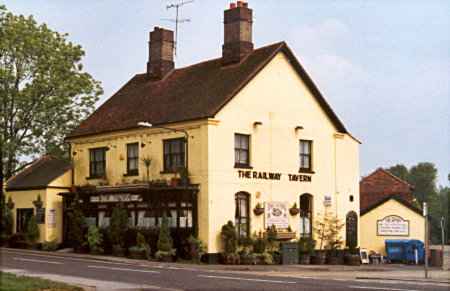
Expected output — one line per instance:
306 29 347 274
26 216 40 244
187 235 206 263
110 205 128 247
42 240 59 251
67 197 86 250
298 237 316 255
86 225 103 254
156 216 176 260
252 233 267 254
220 221 238 254
128 232 150 260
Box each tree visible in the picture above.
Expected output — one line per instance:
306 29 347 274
408 163 438 204
386 164 409 181
0 5 102 205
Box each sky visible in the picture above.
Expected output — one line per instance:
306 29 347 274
3 0 449 186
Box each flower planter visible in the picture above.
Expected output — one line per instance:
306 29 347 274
327 256 340 265
128 248 148 260
344 254 361 266
253 207 264 216
311 252 327 265
289 207 300 216
276 232 296 241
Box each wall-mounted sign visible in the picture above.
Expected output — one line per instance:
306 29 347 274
47 209 56 228
265 202 289 229
36 208 45 224
377 215 409 236
90 194 143 203
324 195 332 207
238 170 311 183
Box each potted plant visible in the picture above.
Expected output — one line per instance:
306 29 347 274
188 235 206 263
67 196 87 253
344 238 361 266
311 214 328 265
325 216 345 265
220 221 239 264
110 205 128 257
289 203 300 216
142 157 152 182
253 203 264 216
178 167 190 186
86 225 104 255
298 237 316 264
155 215 176 262
32 194 43 209
129 232 150 260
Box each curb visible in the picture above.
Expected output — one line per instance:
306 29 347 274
356 276 450 285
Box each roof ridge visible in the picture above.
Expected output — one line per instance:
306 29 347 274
378 168 413 189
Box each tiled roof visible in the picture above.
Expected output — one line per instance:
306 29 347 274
360 168 415 212
67 42 348 139
6 155 71 191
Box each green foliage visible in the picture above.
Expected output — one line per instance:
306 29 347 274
188 235 206 262
129 232 150 259
86 225 103 254
67 197 86 249
0 6 102 180
157 215 174 253
26 216 39 243
42 240 59 251
386 164 409 181
298 237 316 255
314 212 344 253
220 221 238 254
110 205 129 247
252 233 268 254
0 271 83 291
0 197 13 237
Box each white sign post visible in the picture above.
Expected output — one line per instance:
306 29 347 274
423 202 429 279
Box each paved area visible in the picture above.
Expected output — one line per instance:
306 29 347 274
1 248 449 291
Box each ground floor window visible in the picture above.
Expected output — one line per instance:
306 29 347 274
16 208 34 233
299 194 313 237
235 192 250 238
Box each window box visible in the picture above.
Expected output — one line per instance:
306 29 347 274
276 232 296 241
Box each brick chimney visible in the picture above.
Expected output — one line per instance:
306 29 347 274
222 1 254 65
147 27 174 79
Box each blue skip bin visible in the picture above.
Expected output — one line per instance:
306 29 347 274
385 239 424 264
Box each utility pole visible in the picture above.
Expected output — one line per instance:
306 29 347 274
163 0 194 56
423 202 429 278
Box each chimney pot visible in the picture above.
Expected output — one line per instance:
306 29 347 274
237 1 244 7
230 3 236 9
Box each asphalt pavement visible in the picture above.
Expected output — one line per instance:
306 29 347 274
1 249 448 291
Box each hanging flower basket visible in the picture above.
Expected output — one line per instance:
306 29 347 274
289 203 300 216
253 204 264 216
33 195 43 209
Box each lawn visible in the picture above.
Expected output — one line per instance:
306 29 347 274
0 272 83 291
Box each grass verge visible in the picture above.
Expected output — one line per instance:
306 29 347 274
0 272 83 291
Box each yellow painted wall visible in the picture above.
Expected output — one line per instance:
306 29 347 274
6 170 71 243
360 199 425 255
68 121 211 248
67 51 360 254
206 52 360 252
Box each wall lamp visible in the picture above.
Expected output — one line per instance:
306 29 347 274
253 121 263 128
295 126 304 132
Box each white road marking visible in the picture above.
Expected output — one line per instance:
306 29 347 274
88 265 160 273
349 286 421 291
13 257 63 265
198 274 297 284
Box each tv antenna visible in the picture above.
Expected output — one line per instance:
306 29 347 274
163 0 194 56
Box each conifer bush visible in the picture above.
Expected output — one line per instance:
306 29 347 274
155 215 176 261
26 216 40 245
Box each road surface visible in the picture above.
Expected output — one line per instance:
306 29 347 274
1 249 448 291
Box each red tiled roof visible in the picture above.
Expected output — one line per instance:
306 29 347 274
67 42 348 139
6 155 71 191
360 168 415 212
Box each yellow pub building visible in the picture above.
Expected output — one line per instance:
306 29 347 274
6 2 361 261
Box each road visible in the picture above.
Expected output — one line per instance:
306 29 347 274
0 249 448 291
